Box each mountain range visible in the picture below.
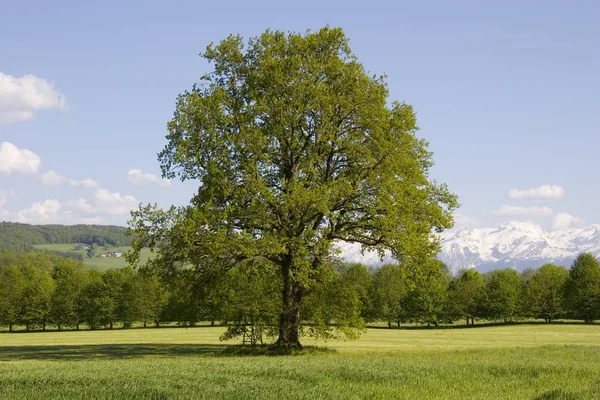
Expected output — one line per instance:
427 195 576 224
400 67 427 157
3 221 599 273
438 221 600 272
338 221 600 272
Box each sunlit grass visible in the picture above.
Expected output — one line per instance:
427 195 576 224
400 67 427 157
32 244 154 270
0 325 599 399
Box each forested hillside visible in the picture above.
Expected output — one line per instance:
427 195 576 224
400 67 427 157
0 222 131 252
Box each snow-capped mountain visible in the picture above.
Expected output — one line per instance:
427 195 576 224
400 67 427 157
440 221 600 272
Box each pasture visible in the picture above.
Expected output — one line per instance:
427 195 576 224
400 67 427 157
33 244 155 270
0 325 599 399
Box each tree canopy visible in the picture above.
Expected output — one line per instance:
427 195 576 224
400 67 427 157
129 27 458 348
564 253 600 323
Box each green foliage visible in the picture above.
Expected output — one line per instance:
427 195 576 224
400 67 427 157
80 271 115 329
447 269 485 324
49 261 91 330
161 271 202 326
35 244 155 271
564 253 600 323
0 265 27 331
135 270 168 327
220 259 281 344
525 264 569 322
2 246 599 335
18 264 55 330
337 263 373 320
403 260 449 326
0 222 131 253
368 264 407 326
129 26 458 347
302 263 367 340
483 269 524 322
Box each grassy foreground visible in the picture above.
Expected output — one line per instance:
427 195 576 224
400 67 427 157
0 325 599 399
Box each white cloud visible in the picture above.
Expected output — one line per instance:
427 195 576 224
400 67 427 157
10 199 105 224
552 213 585 231
492 205 554 217
68 189 138 215
93 189 138 215
16 199 62 222
509 185 564 200
38 170 66 187
69 178 100 188
67 198 94 213
0 189 15 208
0 72 68 123
0 142 41 175
2 189 138 224
127 169 170 186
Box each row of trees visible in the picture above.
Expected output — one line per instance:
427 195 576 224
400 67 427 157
0 254 164 331
369 253 600 327
1 252 599 341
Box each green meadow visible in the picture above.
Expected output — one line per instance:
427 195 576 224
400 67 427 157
33 244 154 270
0 324 599 399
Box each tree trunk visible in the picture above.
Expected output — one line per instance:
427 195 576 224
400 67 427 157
388 320 392 328
76 322 80 331
58 324 62 331
272 257 303 350
471 318 474 325
466 318 469 326
397 319 401 327
211 320 215 326
144 321 147 328
9 323 12 332
109 322 113 330
155 319 159 328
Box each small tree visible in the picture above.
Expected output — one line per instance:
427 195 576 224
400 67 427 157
483 269 524 323
337 263 373 321
448 269 485 325
162 271 202 327
81 273 115 330
0 265 27 331
135 270 168 328
404 260 449 327
19 264 56 331
564 253 600 323
49 260 89 330
302 263 367 340
525 264 568 322
87 244 98 259
368 264 408 327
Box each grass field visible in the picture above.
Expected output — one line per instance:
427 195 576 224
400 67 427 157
0 325 599 399
33 244 154 270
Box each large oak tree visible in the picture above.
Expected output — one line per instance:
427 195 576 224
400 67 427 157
129 27 458 349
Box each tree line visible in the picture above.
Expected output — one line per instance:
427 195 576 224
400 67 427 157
0 251 599 341
0 222 131 253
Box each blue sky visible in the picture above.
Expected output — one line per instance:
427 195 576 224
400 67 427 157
0 0 598 232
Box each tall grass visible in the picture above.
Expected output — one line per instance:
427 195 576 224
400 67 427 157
0 325 599 399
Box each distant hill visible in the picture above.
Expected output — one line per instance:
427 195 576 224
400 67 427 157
0 222 131 254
